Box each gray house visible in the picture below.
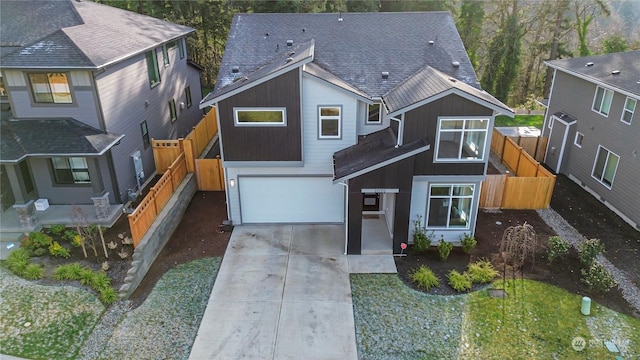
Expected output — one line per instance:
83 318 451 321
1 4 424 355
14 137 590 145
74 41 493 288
200 12 512 255
542 50 640 230
0 0 203 239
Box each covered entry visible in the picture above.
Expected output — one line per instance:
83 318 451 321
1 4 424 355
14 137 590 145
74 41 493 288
544 111 577 173
361 189 396 254
238 176 344 223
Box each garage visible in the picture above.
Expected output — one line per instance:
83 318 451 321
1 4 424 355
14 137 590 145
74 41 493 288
239 176 344 223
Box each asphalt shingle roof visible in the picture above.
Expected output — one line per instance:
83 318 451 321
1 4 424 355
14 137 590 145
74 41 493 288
211 12 480 101
1 118 124 163
546 50 640 96
1 0 194 69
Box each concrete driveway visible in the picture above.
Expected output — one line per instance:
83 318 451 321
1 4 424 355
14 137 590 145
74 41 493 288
189 224 396 360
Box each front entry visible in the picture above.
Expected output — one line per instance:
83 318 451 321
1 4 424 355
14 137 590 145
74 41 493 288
361 191 395 254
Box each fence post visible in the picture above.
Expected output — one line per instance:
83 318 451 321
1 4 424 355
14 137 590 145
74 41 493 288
180 138 196 173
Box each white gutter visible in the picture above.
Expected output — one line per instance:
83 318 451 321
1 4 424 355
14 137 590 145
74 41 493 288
390 116 403 148
339 181 349 255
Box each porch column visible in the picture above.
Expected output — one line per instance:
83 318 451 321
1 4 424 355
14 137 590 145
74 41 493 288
91 192 111 220
13 200 37 229
87 158 110 219
4 164 26 204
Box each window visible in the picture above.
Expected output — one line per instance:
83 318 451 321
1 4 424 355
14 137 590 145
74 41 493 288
621 97 636 124
592 86 613 116
51 157 90 184
185 86 192 108
592 145 619 188
168 99 177 123
234 108 286 126
178 38 185 59
162 44 170 66
427 184 474 229
574 132 584 148
140 120 150 149
436 118 489 161
28 73 72 103
145 50 161 87
318 106 341 139
367 103 382 124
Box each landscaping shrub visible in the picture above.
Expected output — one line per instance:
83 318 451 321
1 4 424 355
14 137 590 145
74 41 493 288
99 287 118 305
23 263 44 280
447 270 472 292
437 239 453 260
547 236 570 263
412 216 432 251
460 233 477 254
49 241 71 258
63 230 80 246
48 224 66 236
581 262 615 293
53 263 84 281
79 269 96 287
21 231 53 257
6 248 30 276
409 265 440 290
467 260 498 283
90 272 112 292
579 238 605 266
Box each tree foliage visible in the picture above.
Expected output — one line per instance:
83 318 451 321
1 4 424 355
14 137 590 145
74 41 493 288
457 0 485 68
601 34 628 53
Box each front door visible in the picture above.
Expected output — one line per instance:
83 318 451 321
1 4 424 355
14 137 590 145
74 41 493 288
362 193 380 211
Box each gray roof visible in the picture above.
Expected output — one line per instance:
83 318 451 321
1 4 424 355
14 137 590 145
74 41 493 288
1 118 124 163
0 0 194 69
546 50 640 97
209 12 480 102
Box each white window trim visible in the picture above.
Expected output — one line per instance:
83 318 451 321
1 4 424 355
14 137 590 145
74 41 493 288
434 117 489 162
591 86 613 117
591 145 619 189
234 107 287 126
366 102 382 124
574 132 584 148
318 105 342 139
425 183 475 230
621 96 636 125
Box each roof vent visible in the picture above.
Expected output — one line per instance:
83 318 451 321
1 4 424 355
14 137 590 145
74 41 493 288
338 12 343 21
231 66 239 73
429 40 434 45
611 70 620 75
448 77 457 83
586 62 594 66
265 32 269 37
286 57 294 63
286 40 293 47
452 61 460 67
381 71 389 79
302 28 306 32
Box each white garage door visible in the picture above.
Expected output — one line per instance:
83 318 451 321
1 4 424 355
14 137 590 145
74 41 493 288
239 177 344 223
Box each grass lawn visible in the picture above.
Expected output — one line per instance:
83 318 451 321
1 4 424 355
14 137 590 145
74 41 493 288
351 274 640 360
495 114 544 129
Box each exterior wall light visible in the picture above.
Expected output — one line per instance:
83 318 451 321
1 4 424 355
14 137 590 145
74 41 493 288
229 179 236 187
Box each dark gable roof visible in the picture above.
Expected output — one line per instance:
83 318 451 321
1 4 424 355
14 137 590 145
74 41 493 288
546 50 640 97
0 0 194 69
1 118 124 163
211 12 479 102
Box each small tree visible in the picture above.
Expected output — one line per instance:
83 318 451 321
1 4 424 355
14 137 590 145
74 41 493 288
499 222 537 270
72 206 109 259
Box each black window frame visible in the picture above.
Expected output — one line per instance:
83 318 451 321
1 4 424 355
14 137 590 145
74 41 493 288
50 157 91 185
169 99 177 123
140 120 150 149
185 86 192 108
145 49 161 88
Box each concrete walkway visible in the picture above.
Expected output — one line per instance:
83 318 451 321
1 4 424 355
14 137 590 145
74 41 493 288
189 224 396 360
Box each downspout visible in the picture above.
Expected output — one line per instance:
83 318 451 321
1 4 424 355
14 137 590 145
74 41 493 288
390 117 403 148
339 181 349 255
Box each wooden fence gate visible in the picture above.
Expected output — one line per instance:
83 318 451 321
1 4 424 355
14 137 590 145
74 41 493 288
195 158 225 191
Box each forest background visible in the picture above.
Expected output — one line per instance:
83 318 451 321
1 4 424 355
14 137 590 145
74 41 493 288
101 0 640 108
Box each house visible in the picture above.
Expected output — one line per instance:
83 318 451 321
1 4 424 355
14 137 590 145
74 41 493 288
200 12 513 254
0 0 203 236
542 50 640 230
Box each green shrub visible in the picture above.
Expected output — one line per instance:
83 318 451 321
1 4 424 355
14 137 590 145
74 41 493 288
100 287 119 305
467 260 498 283
63 230 80 245
49 224 66 236
581 262 615 293
49 241 71 258
90 272 112 292
79 269 96 287
409 265 440 290
547 236 570 263
23 263 44 280
579 238 605 266
460 233 477 254
21 231 53 257
437 239 453 260
412 216 432 251
53 263 84 281
6 248 30 276
448 270 472 292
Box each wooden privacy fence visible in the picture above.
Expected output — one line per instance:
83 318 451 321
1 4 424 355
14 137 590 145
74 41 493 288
195 158 225 191
491 128 548 162
128 153 187 247
185 109 218 158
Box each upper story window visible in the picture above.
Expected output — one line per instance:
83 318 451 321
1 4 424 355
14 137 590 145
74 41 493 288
140 120 150 149
574 132 584 148
427 184 474 229
318 106 341 139
162 44 170 66
185 86 192 108
145 49 161 87
168 99 177 123
621 97 636 124
28 73 72 103
178 38 185 59
234 108 286 126
51 157 90 184
436 118 489 161
592 145 619 189
592 86 613 116
367 103 382 124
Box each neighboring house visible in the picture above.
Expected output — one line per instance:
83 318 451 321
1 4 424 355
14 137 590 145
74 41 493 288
542 50 640 230
200 12 512 254
0 1 202 229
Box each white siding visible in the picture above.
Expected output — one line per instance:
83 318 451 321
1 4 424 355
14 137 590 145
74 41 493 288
3 70 26 86
356 100 389 136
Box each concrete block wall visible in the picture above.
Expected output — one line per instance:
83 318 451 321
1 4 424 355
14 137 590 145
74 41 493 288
119 174 196 298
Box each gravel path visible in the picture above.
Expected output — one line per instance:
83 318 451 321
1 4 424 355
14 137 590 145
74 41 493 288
537 208 640 314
